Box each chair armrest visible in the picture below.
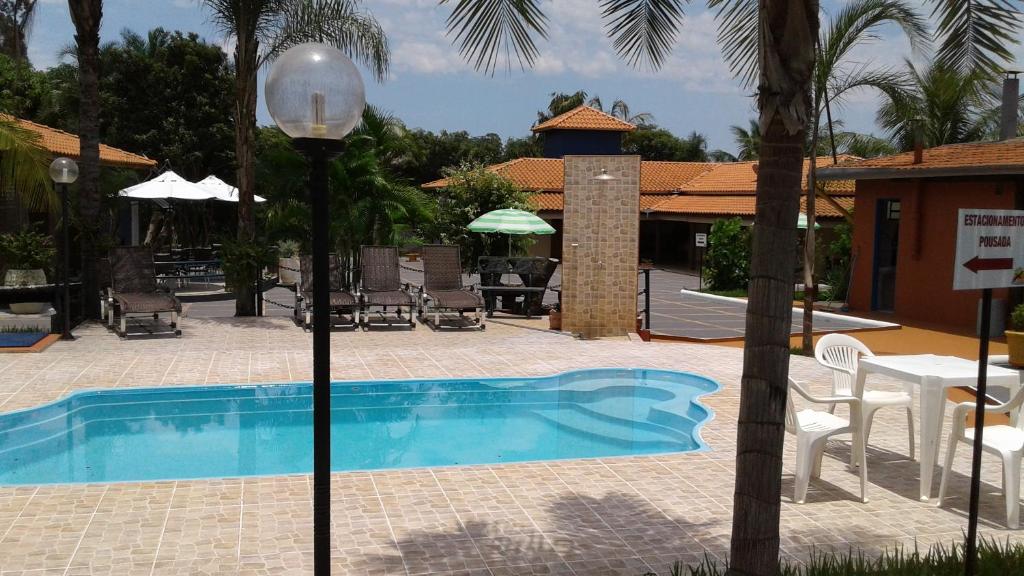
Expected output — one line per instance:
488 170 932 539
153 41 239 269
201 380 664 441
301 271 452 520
790 379 860 407
951 386 1024 426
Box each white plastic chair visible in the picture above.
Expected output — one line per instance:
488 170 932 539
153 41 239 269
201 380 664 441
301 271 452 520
815 333 915 462
937 386 1024 528
786 378 868 504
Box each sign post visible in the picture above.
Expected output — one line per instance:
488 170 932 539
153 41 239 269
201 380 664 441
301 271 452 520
695 233 707 291
953 209 1024 576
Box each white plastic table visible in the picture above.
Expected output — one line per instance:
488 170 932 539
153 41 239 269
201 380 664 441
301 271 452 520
856 354 1021 501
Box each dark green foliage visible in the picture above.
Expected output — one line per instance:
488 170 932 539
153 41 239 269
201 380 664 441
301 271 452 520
702 217 751 291
259 107 432 271
1010 303 1024 331
0 54 50 117
822 221 852 301
402 129 505 184
421 163 533 267
624 129 709 161
218 236 277 292
0 229 55 271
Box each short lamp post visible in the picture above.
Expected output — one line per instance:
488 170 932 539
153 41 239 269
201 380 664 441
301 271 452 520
265 43 365 576
49 157 78 340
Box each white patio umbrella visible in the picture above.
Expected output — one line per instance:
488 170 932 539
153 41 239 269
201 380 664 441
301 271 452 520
196 175 267 203
119 170 217 200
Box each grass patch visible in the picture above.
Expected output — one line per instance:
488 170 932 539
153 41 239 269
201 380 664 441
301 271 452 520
647 538 1024 575
706 289 748 298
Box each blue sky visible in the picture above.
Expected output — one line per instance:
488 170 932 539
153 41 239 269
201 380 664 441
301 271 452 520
29 0 937 155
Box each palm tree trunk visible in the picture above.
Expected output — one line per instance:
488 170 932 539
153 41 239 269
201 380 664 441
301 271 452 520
729 0 817 574
233 27 258 317
68 0 103 320
802 112 819 354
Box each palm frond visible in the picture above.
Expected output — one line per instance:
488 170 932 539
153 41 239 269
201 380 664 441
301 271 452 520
816 0 928 101
929 0 1023 75
600 0 687 70
271 0 389 80
707 0 757 87
440 0 548 74
0 118 54 211
826 64 909 112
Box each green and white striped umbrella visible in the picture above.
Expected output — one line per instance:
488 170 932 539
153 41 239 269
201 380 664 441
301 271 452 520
467 209 555 235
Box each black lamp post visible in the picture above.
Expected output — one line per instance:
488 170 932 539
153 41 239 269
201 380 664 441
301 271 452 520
49 157 78 340
265 43 365 576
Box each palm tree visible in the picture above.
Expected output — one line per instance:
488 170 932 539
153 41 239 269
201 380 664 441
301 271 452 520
67 0 103 318
610 99 655 127
202 0 389 315
801 0 926 354
877 60 989 151
0 116 52 210
730 119 760 160
436 0 815 572
536 90 600 122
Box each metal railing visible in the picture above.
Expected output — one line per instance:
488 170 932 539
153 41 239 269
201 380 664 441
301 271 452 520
638 264 652 331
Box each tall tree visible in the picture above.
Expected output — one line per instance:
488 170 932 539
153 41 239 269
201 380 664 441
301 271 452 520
201 0 389 315
730 119 760 160
877 60 989 150
436 0 816 572
610 99 655 126
67 0 103 319
801 0 926 354
0 0 36 62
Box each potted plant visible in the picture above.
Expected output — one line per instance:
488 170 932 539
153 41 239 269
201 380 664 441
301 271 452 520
549 302 561 331
277 240 301 287
1007 303 1024 367
0 230 56 314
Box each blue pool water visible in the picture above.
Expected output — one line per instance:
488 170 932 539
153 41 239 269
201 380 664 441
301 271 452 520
0 368 718 485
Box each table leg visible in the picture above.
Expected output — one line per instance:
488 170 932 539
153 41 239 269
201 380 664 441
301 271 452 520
918 377 946 501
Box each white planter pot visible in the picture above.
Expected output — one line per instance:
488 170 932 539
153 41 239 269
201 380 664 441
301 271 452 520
4 269 46 287
279 257 300 286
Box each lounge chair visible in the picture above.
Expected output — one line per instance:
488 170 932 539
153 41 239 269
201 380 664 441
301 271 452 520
107 246 182 338
419 245 485 330
358 245 416 329
295 254 358 330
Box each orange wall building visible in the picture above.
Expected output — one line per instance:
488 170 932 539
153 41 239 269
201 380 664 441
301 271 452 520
820 140 1024 330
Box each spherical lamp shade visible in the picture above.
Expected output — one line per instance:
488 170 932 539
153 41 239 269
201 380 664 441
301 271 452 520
265 43 366 140
49 157 79 184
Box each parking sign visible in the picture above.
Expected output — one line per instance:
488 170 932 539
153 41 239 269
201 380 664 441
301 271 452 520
953 209 1024 290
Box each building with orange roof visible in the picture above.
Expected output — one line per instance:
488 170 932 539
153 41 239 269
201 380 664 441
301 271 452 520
819 137 1024 330
423 105 854 268
2 115 158 235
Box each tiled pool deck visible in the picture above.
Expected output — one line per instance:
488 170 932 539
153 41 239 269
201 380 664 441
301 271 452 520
0 318 1020 575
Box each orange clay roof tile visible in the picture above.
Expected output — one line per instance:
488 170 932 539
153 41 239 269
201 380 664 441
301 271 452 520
531 105 637 133
820 138 1024 178
679 155 859 195
531 194 851 219
4 115 157 170
422 158 713 193
647 194 852 219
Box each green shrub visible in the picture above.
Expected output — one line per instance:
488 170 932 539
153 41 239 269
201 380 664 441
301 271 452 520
0 229 55 271
219 237 277 292
822 221 853 301
702 218 751 291
1011 303 1024 331
644 537 1024 575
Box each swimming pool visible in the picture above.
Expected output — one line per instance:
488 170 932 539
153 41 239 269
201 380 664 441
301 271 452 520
0 368 718 484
